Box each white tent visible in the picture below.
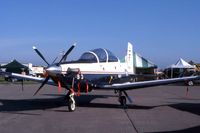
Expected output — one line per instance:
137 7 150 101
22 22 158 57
167 58 195 78
170 58 195 69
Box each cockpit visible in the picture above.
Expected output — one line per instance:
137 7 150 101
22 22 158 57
79 48 119 63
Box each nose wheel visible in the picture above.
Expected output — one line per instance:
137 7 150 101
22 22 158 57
67 78 76 112
66 90 76 112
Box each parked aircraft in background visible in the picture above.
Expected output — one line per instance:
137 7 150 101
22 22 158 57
1 42 200 112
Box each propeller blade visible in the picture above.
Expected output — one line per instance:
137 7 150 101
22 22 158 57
58 44 76 65
52 56 58 64
33 46 50 66
33 76 50 96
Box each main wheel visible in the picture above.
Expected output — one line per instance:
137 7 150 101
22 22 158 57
68 98 76 112
188 81 194 86
119 96 126 107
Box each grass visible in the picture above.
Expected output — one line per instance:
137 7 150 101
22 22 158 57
0 77 7 83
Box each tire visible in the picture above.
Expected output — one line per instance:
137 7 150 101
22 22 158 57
188 81 194 86
68 99 76 112
119 96 126 107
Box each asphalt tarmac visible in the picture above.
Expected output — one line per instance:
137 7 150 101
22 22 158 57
0 84 200 133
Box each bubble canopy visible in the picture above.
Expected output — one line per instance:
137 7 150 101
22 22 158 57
79 48 119 63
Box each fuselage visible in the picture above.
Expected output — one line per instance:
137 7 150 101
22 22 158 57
60 61 128 80
46 46 134 87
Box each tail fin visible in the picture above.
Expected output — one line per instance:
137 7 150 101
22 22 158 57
125 42 134 74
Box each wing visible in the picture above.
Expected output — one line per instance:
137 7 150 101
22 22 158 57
0 71 56 86
99 76 200 90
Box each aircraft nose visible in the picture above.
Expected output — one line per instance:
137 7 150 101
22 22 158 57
46 65 62 76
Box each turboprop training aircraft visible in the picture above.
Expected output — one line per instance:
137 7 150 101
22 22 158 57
1 42 200 112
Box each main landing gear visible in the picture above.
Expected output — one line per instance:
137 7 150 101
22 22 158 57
119 96 127 107
116 90 133 107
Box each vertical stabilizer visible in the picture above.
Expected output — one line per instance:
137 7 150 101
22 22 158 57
125 42 134 74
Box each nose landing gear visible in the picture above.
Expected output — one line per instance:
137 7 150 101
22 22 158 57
65 87 76 112
68 90 76 112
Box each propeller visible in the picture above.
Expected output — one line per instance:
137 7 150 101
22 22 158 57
52 56 58 64
32 44 76 95
58 43 76 65
33 46 50 66
33 76 50 96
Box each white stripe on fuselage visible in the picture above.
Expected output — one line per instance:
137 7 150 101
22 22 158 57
60 62 130 75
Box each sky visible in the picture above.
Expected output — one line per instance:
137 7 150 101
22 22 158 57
0 0 200 68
